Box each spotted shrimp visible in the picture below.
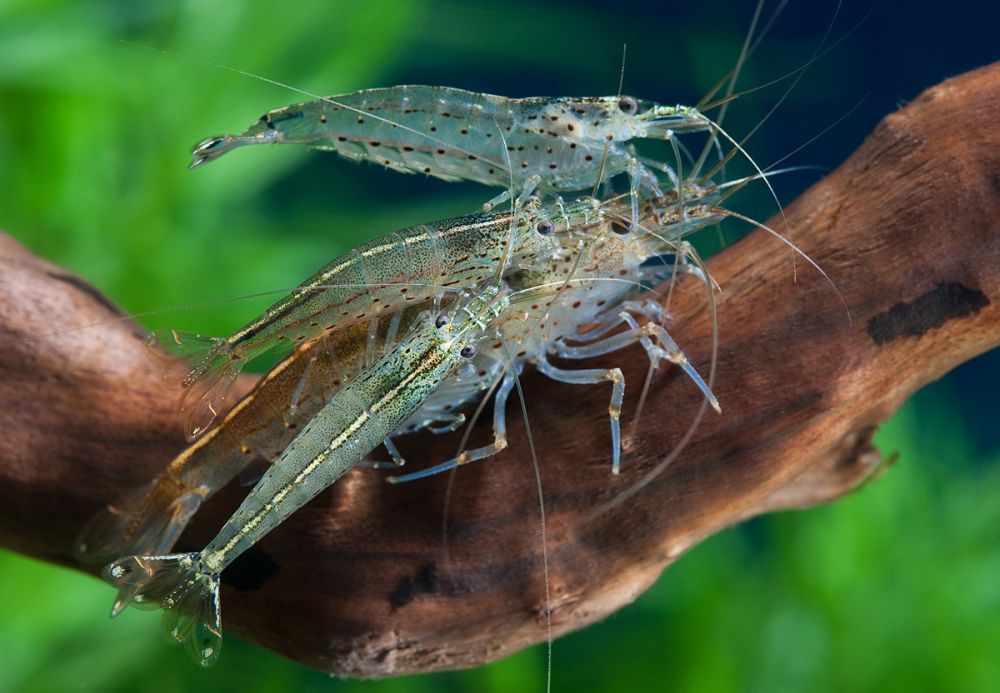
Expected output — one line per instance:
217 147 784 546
165 184 556 441
100 280 521 666
166 182 717 442
187 85 753 221
75 181 725 568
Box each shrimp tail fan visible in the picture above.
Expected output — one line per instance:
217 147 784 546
103 553 222 667
190 124 273 169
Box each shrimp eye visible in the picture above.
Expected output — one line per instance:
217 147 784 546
611 220 631 235
460 344 478 359
536 219 554 235
618 96 639 115
435 314 451 328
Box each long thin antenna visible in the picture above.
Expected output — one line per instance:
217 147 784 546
590 44 628 200
691 0 765 179
500 339 552 693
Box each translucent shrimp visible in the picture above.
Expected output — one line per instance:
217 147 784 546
167 176 758 444
164 188 566 440
86 179 731 615
390 187 731 482
188 84 723 211
73 310 419 566
101 282 513 666
76 293 514 567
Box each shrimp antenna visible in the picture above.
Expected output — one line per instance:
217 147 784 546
118 41 514 179
697 0 843 185
38 280 464 339
690 0 766 180
699 90 865 211
711 207 851 323
696 0 787 113
590 43 629 200
498 336 552 693
697 1 872 114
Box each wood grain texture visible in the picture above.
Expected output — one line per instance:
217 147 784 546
1 62 998 676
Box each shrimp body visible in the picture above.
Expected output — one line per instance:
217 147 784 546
83 183 727 569
171 202 563 439
102 284 510 665
389 187 729 481
190 85 709 195
74 316 397 565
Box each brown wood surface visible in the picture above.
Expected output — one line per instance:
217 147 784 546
1 63 998 676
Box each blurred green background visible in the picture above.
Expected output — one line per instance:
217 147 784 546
1 1 998 691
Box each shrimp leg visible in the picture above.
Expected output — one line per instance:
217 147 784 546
553 315 720 414
536 358 626 474
387 370 517 483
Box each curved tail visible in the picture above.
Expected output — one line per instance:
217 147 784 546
103 553 222 667
73 480 207 566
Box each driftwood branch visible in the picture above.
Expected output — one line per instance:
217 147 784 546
2 63 999 676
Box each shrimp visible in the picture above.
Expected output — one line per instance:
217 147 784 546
167 179 734 442
165 187 558 441
75 293 510 567
188 85 727 214
72 310 419 566
80 178 728 575
101 282 513 666
389 187 728 482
